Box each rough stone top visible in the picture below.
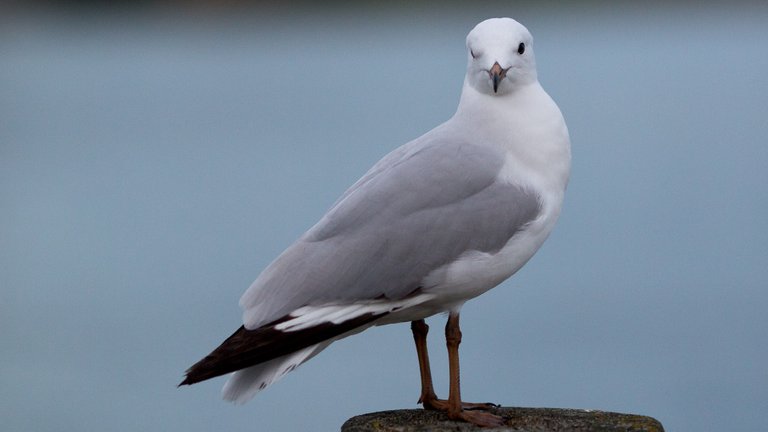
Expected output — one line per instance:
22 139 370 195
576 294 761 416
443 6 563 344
341 407 665 432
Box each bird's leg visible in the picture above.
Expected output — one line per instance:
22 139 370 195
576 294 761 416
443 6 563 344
444 312 505 427
411 320 441 408
411 319 500 413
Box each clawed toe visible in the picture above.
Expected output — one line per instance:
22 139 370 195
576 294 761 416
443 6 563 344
420 397 498 412
462 401 500 411
420 395 504 427
451 409 505 428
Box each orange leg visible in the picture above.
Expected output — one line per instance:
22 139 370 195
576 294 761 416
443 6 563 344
444 312 504 427
411 320 441 408
410 316 503 427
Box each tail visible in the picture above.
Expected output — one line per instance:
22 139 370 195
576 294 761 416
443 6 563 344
179 312 381 387
221 341 332 403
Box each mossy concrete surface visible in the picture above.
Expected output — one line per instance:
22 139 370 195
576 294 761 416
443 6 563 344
341 407 665 432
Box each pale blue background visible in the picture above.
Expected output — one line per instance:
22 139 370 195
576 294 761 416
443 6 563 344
2 2 767 431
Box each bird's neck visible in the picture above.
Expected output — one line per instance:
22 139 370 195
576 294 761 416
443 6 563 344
453 79 550 130
452 80 571 195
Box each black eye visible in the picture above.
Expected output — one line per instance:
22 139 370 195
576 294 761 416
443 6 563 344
470 48 477 59
517 42 525 55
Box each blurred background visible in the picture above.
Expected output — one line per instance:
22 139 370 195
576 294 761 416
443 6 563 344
2 1 767 431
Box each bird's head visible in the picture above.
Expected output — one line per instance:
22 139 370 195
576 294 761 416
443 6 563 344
465 18 537 96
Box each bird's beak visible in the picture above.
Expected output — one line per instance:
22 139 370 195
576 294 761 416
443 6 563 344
490 62 507 93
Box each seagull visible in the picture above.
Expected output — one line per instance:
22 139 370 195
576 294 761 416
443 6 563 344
180 17 571 427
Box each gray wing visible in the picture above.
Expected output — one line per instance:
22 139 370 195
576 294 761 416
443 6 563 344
241 130 541 328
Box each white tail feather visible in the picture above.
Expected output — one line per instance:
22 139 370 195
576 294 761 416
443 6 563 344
274 293 436 332
221 342 331 404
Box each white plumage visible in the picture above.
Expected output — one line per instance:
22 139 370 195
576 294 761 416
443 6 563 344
183 17 570 427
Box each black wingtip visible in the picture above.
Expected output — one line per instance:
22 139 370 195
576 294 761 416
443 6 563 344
179 363 209 387
178 312 384 388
